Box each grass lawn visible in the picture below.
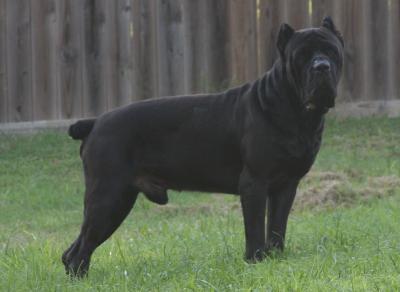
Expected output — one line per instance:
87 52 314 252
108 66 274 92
1 117 400 291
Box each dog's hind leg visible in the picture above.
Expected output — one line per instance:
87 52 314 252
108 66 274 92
62 177 138 277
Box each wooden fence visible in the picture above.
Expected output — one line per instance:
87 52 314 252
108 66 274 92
0 0 399 123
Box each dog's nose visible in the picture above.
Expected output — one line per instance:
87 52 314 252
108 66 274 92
313 59 331 72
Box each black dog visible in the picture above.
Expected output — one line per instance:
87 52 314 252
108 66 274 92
63 17 343 277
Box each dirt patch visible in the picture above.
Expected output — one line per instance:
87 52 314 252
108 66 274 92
303 171 348 182
295 171 400 210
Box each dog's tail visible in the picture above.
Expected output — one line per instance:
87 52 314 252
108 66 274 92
68 118 96 140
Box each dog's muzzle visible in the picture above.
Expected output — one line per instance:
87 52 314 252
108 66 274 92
312 58 331 73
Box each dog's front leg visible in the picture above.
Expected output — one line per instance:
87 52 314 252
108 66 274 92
239 171 268 262
265 180 299 253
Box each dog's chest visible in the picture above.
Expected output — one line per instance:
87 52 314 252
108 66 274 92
278 132 322 178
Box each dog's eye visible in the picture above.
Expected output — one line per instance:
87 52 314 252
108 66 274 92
294 49 313 65
293 54 308 69
297 48 312 59
326 48 339 59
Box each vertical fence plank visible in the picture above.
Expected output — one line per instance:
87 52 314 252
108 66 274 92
230 0 258 85
201 0 231 92
333 0 357 102
32 0 58 120
0 0 7 122
58 0 84 119
389 0 400 100
132 0 158 100
155 0 168 97
323 0 370 103
258 0 282 74
156 0 184 97
115 0 133 106
6 0 32 122
334 0 351 102
248 0 258 81
197 1 210 92
283 0 310 29
357 0 372 102
356 0 371 102
368 0 390 101
182 0 203 94
82 0 108 117
104 0 118 109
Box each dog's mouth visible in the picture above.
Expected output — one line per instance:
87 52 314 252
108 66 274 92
305 102 317 112
305 85 336 114
305 100 334 114
303 73 337 114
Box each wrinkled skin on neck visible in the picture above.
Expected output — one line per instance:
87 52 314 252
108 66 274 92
256 61 320 134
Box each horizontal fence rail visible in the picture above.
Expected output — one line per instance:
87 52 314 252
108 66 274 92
0 0 399 123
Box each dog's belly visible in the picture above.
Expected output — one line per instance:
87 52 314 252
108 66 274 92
150 165 241 194
132 125 242 194
134 137 242 194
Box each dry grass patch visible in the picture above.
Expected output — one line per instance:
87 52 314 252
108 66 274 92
296 171 400 210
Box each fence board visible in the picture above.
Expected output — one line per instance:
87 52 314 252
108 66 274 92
283 0 310 29
182 0 203 94
156 0 184 97
333 0 357 102
368 0 390 101
58 0 84 119
82 0 110 117
353 0 371 102
389 0 400 100
114 0 133 106
366 0 389 99
32 0 58 120
0 0 7 122
258 0 282 74
104 0 119 108
230 0 258 85
6 0 32 122
132 0 158 100
330 0 369 102
201 0 231 92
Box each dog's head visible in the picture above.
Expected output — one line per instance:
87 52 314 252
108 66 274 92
277 17 344 114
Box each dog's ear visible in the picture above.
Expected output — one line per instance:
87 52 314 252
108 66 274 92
277 23 295 59
322 16 344 47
